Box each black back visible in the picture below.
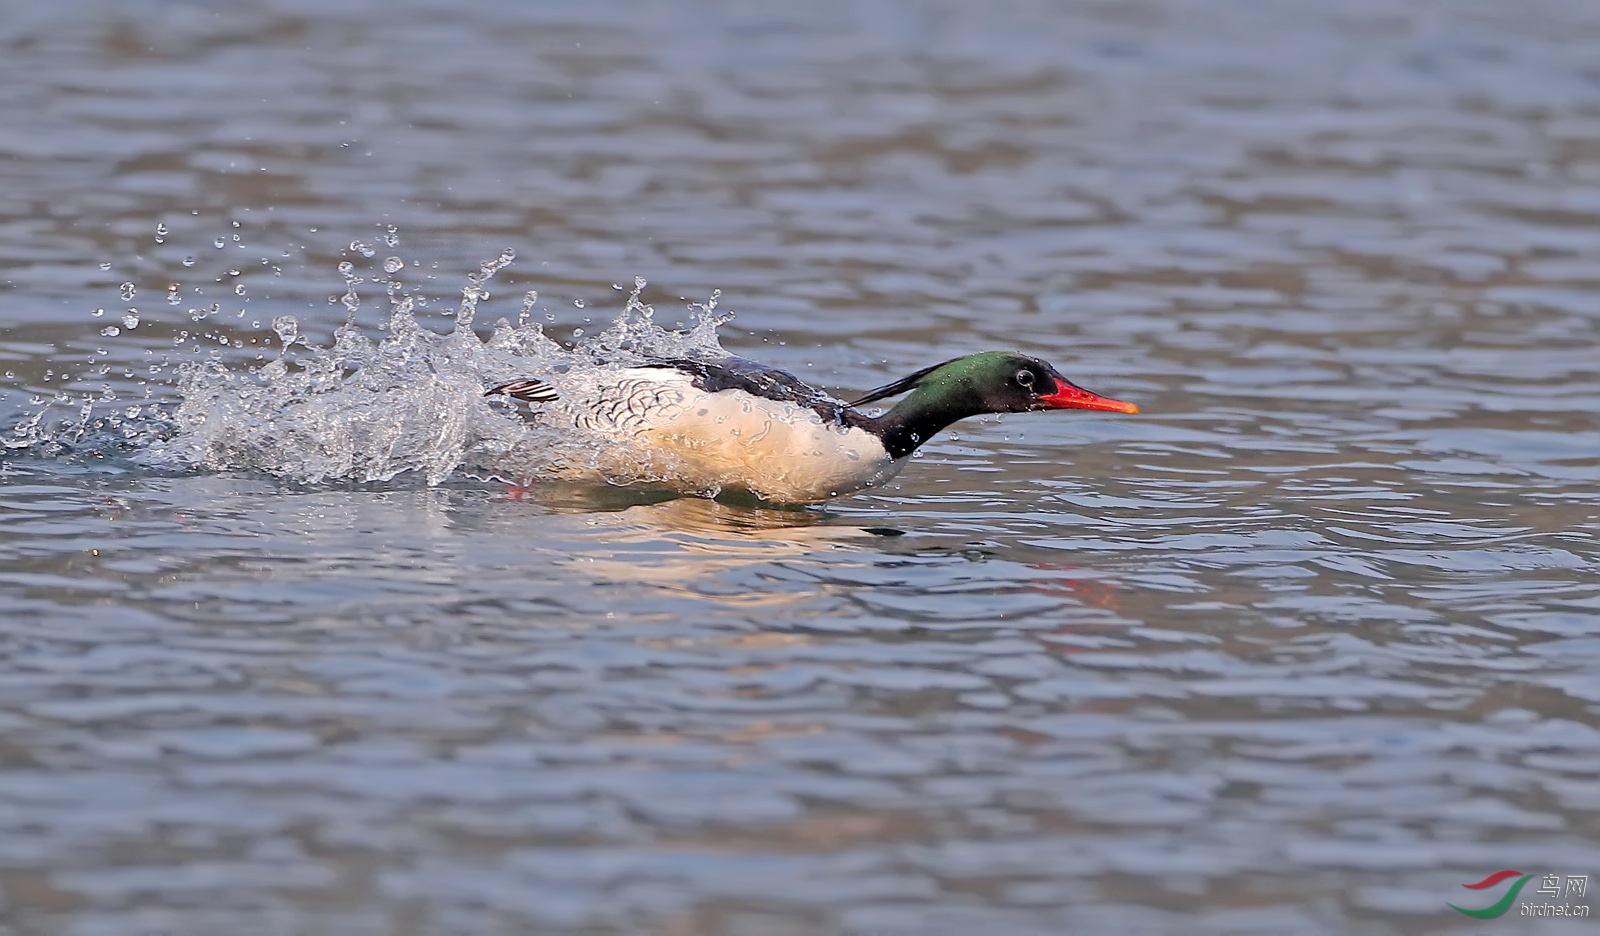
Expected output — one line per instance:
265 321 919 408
641 357 873 429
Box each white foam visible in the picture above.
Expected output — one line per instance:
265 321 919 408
136 253 739 487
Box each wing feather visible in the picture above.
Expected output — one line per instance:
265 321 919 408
485 379 560 403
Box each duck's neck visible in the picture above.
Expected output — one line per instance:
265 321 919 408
862 385 987 459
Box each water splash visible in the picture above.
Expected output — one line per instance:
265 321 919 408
127 253 736 487
5 242 741 489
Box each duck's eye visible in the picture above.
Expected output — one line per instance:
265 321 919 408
1015 369 1036 389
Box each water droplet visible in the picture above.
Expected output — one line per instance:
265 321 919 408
91 308 104 317
122 311 140 329
118 282 136 301
235 284 247 296
573 298 585 309
100 326 120 337
98 262 112 271
166 284 181 305
155 222 168 236
272 315 299 348
232 220 241 228
382 224 399 248
182 256 195 267
349 240 375 258
214 238 226 249
635 275 647 290
544 310 554 321
383 256 404 274
572 328 584 337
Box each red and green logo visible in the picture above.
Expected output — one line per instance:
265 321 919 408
1449 870 1533 919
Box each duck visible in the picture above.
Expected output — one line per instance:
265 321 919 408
485 351 1138 504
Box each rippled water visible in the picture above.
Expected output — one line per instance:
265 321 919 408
3 0 1600 933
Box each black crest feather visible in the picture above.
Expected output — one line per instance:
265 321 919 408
848 356 962 407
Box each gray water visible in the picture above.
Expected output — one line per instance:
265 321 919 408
3 1 1600 933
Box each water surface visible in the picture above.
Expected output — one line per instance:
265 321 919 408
2 1 1600 933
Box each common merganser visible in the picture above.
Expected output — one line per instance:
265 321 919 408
485 351 1138 503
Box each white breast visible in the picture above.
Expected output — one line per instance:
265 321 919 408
561 368 902 502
